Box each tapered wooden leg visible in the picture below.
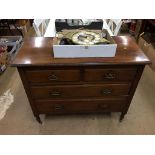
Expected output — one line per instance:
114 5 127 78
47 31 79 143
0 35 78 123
120 112 125 122
35 115 42 124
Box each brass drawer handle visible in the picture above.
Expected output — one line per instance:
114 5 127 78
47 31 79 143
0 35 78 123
49 91 61 97
103 73 116 79
54 104 64 110
48 74 58 81
101 89 112 95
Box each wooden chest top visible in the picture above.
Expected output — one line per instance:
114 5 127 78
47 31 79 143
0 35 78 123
11 36 150 67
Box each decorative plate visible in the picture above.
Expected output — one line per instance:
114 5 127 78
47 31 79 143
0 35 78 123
71 31 101 45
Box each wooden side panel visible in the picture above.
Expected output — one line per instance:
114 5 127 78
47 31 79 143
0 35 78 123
17 67 39 117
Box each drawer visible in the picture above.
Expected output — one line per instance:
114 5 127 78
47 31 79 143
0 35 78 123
25 69 81 83
84 68 137 82
30 84 131 99
35 98 126 114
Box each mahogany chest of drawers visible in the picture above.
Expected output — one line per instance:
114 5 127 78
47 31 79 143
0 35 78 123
12 37 150 123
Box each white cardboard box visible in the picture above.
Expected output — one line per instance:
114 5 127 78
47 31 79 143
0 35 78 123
53 29 117 58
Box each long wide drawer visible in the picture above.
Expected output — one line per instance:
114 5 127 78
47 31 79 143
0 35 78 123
84 67 137 82
25 69 81 83
30 84 131 99
35 98 126 114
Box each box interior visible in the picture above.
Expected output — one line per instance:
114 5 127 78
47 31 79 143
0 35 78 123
53 29 116 46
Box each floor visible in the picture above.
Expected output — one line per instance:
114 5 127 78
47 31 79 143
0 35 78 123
0 65 155 135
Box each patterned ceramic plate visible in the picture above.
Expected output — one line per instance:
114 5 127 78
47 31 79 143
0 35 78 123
72 31 101 45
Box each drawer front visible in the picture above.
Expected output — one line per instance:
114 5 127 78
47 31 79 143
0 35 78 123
31 84 131 99
84 68 137 82
25 69 81 83
35 98 126 114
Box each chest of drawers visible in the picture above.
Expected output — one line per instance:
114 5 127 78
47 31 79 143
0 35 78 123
12 37 150 123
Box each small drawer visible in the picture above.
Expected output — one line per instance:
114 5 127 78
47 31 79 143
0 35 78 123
25 69 81 83
35 98 126 114
84 68 137 82
30 83 131 99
